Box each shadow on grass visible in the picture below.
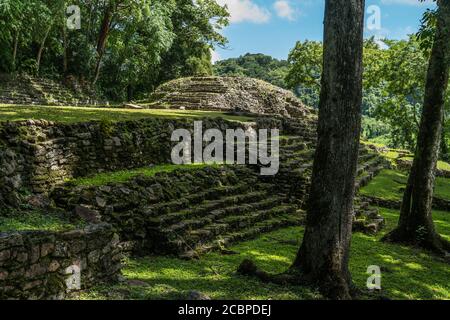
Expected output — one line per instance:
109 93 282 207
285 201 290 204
78 210 450 300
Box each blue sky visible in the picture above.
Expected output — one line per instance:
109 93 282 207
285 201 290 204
213 0 437 62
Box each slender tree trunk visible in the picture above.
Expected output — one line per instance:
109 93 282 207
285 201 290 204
441 114 448 158
290 0 365 299
93 6 113 84
383 1 450 254
12 29 19 71
36 24 52 74
62 13 68 75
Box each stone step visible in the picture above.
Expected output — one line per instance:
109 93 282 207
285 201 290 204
280 142 309 153
148 190 273 225
357 157 384 176
179 212 303 258
141 182 259 217
161 196 286 234
358 152 377 164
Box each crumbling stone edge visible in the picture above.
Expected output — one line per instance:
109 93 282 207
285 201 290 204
0 222 122 300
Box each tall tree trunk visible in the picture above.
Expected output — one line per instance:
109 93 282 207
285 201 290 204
291 0 365 299
12 29 19 71
93 6 113 84
36 24 52 75
62 15 68 75
383 1 450 254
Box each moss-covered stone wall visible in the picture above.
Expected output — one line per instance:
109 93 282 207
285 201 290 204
0 223 121 299
0 117 243 208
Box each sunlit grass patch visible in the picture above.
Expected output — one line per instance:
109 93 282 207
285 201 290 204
0 211 82 232
0 105 254 123
360 169 407 200
76 207 450 300
360 169 450 201
69 163 219 186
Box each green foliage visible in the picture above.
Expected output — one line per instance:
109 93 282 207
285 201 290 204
0 0 230 101
0 105 255 123
77 207 450 300
361 116 391 142
285 40 322 108
154 0 229 91
285 35 450 151
214 53 290 89
370 37 430 150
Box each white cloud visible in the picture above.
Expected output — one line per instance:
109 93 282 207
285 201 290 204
274 0 296 21
380 0 434 6
216 0 271 24
211 49 221 64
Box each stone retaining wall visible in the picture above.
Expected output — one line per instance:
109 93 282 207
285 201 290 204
360 195 450 212
0 223 121 299
0 117 243 208
51 166 262 254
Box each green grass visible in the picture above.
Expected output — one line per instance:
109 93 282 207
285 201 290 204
0 105 254 123
76 207 450 300
69 163 220 186
0 211 81 232
438 160 450 172
360 169 450 201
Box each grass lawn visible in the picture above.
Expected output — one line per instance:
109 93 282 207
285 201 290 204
68 163 218 186
0 211 82 232
0 105 254 123
75 207 450 300
360 169 450 201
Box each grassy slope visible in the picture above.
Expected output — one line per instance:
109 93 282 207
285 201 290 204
399 156 450 172
0 105 254 123
76 207 449 300
360 169 450 201
0 211 82 232
69 163 217 186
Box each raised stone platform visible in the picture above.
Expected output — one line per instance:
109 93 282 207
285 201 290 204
0 117 243 208
144 77 315 119
0 74 97 106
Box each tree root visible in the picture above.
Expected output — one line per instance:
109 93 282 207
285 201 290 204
237 259 301 286
237 259 358 300
382 227 450 259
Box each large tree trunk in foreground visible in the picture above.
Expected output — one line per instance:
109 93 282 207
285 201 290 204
238 0 365 300
291 0 365 299
383 1 450 254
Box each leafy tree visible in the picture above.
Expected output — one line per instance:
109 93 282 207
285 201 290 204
0 0 229 101
156 0 229 86
383 0 450 254
214 53 290 89
285 40 322 107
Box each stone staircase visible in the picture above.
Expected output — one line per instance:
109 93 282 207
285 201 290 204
142 182 301 259
50 117 390 258
0 74 97 105
140 134 389 258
